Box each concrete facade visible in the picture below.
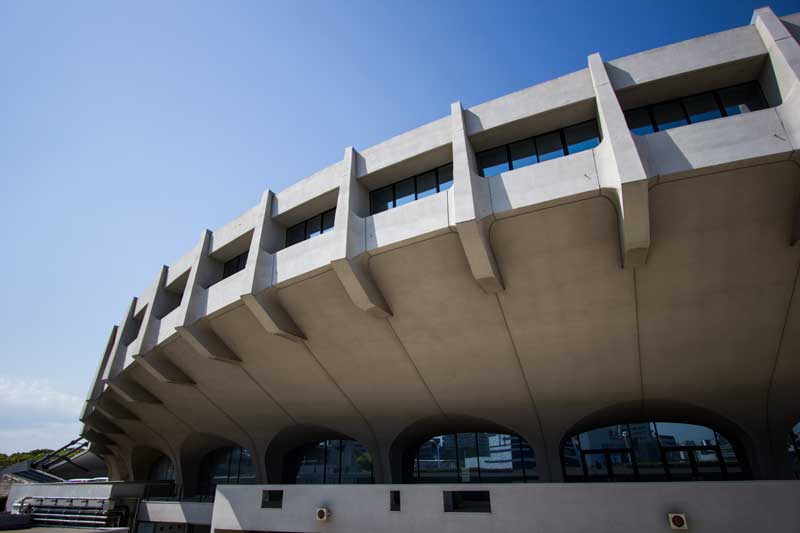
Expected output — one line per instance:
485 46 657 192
66 6 800 532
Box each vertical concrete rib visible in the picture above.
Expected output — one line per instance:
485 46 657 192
588 52 651 268
451 101 504 293
331 146 392 317
102 297 139 382
81 325 118 422
240 189 305 341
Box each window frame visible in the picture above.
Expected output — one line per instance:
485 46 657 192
624 81 768 135
476 119 601 178
222 251 249 280
369 163 454 216
284 208 337 248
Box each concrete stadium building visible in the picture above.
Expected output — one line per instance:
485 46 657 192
7 6 800 533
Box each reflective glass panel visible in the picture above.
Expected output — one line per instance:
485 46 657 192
306 214 322 238
371 185 394 214
321 209 335 233
625 108 655 135
477 146 510 177
285 223 305 247
609 451 636 480
563 120 600 154
437 164 454 191
717 82 767 116
238 448 255 483
394 177 415 207
457 433 480 482
584 452 609 479
665 450 693 480
324 440 341 484
478 433 514 483
535 131 565 162
562 436 584 478
627 423 665 480
416 435 459 483
683 92 722 124
652 101 688 130
294 442 326 484
197 447 253 496
340 440 373 484
508 138 537 170
655 422 716 447
148 455 176 481
415 171 438 200
693 448 723 479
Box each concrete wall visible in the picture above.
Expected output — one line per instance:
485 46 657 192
212 482 800 533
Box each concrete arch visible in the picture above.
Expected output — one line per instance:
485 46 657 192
129 445 175 481
178 432 257 496
264 424 379 483
558 399 758 478
387 414 540 484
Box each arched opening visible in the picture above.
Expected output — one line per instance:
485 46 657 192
409 431 536 483
787 421 800 480
197 447 255 497
561 421 749 482
148 454 176 481
282 439 374 484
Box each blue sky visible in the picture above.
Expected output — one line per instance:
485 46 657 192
1 0 798 454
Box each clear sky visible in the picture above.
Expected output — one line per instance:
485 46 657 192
1 0 798 454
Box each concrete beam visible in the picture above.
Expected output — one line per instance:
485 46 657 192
177 230 215 326
136 266 178 354
101 298 139 382
135 350 195 385
332 146 392 317
588 52 651 268
451 101 504 293
106 375 161 404
752 7 800 246
177 321 241 363
84 412 125 436
240 190 305 341
96 396 139 421
80 325 118 421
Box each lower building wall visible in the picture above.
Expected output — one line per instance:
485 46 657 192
211 482 800 533
138 501 214 526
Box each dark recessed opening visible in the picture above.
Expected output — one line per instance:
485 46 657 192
390 490 400 512
442 490 491 513
261 490 283 509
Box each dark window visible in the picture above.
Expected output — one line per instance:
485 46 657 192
562 421 749 482
411 432 536 483
147 455 176 482
390 490 400 512
476 119 601 178
284 208 336 248
282 439 374 484
197 447 255 497
652 101 688 131
222 251 248 279
368 163 454 215
261 490 283 509
788 422 800 480
443 491 491 513
625 81 768 135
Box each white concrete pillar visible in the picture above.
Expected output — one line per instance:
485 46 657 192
240 189 306 341
588 52 651 268
331 146 392 317
101 297 140 382
451 101 504 293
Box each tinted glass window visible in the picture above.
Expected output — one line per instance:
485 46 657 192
477 146 510 177
562 421 748 482
321 209 335 232
286 223 306 247
535 131 565 162
509 138 537 170
197 447 255 496
652 101 688 130
306 214 322 238
717 83 767 116
412 432 536 483
148 455 176 481
222 251 248 279
438 164 454 191
564 121 600 153
340 439 374 484
788 422 800 479
284 439 374 484
625 108 655 135
683 93 722 124
371 185 394 214
416 171 438 199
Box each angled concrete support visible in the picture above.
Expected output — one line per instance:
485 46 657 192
240 190 305 341
135 350 194 385
588 53 651 268
85 412 125 436
136 266 179 354
81 325 118 421
106 375 161 404
177 321 240 363
101 298 140 382
752 7 800 245
331 146 392 317
450 101 503 293
96 396 139 421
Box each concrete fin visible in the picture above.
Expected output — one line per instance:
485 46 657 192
332 256 392 318
135 351 195 385
85 412 124 435
102 298 139 382
96 397 139 421
177 322 241 363
242 290 305 342
588 52 651 268
106 377 161 404
451 101 504 292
